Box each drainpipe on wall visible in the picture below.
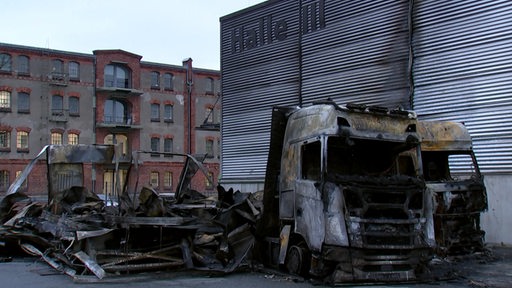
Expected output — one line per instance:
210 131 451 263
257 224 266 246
92 56 97 193
183 58 193 154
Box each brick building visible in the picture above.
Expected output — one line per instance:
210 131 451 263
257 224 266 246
0 42 220 197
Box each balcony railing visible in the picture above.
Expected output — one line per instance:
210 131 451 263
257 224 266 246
103 115 132 125
98 115 141 129
50 109 69 122
48 72 68 86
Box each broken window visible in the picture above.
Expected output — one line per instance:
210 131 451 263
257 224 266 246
422 151 477 181
301 140 321 181
326 136 414 177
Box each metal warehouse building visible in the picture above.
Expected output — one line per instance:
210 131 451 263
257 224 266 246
219 0 512 245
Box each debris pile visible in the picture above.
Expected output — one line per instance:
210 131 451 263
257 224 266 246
0 185 262 281
0 145 262 281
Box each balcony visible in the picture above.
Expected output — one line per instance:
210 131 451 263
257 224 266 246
48 72 68 86
97 115 142 129
96 86 143 97
50 109 69 122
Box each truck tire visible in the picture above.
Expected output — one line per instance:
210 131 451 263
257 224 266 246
285 244 310 276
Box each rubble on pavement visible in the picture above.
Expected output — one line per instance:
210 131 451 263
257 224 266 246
0 145 262 281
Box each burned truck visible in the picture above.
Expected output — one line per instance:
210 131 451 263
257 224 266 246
257 101 435 283
418 121 487 255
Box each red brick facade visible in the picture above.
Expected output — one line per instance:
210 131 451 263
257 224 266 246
0 43 221 197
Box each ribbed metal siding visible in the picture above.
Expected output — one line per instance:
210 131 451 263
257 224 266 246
413 0 512 173
221 1 301 180
301 0 411 108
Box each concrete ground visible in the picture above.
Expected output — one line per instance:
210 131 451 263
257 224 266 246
0 245 511 287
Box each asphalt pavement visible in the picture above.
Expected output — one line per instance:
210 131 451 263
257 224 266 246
0 245 511 288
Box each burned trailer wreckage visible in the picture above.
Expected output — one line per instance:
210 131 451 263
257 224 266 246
256 101 435 283
418 121 488 255
0 145 260 281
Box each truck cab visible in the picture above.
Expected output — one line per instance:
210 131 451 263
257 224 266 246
418 121 487 254
259 101 435 283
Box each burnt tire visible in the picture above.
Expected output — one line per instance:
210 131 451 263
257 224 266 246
285 244 310 277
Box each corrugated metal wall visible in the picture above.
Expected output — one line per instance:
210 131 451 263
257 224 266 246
220 0 412 183
221 0 512 182
413 0 512 173
220 1 301 181
301 0 411 108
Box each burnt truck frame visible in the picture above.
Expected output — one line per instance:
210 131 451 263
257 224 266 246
418 121 487 254
258 101 435 283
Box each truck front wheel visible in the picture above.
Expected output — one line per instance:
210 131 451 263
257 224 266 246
285 243 310 276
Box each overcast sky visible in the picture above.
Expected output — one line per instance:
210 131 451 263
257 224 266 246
3 0 265 70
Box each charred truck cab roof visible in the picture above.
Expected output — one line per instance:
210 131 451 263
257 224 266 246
284 101 419 145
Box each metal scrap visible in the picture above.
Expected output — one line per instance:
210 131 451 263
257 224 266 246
0 145 261 281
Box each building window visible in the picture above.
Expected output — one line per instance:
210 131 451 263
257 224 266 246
0 130 10 150
164 138 173 157
104 99 129 124
15 170 27 191
217 139 221 159
151 103 160 122
103 171 114 195
17 55 29 75
0 53 12 72
206 139 214 158
69 96 79 116
0 170 9 192
151 71 160 89
51 132 63 145
104 134 129 156
68 133 79 145
164 104 173 122
52 95 64 115
0 91 11 110
150 171 159 188
164 171 172 190
68 61 80 80
16 131 29 151
104 64 131 88
205 171 214 190
163 73 173 90
206 77 214 94
52 59 63 73
205 107 214 124
18 92 30 113
151 137 160 157
51 59 65 80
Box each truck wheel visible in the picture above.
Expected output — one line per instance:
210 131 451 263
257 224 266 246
285 244 310 276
